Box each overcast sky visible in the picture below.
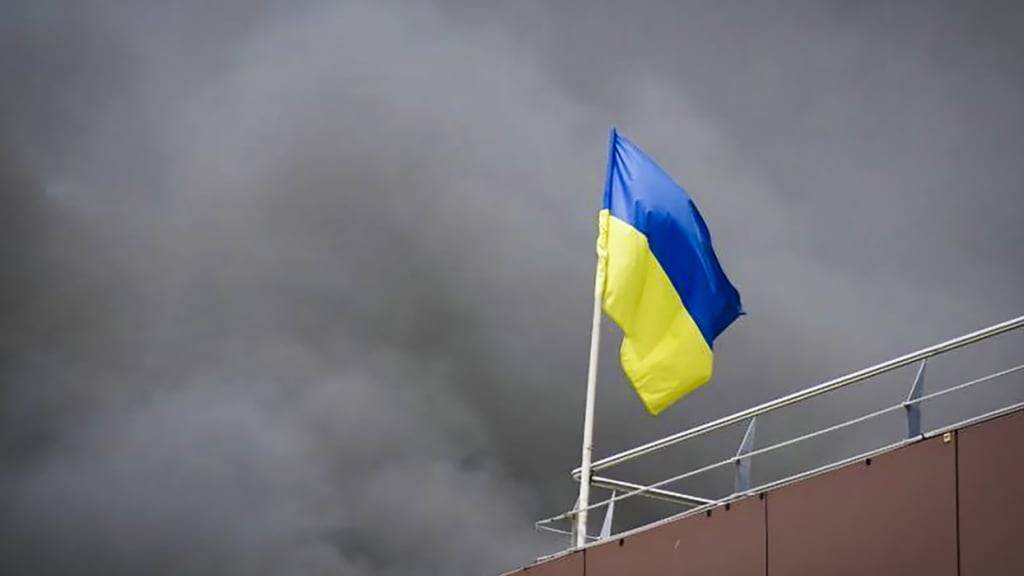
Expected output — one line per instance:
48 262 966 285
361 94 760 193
2 2 1022 575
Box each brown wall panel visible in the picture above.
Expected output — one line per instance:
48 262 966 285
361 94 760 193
958 410 1024 576
586 496 765 576
503 551 582 576
767 435 957 576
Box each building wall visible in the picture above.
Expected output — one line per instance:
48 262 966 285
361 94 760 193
504 409 1024 576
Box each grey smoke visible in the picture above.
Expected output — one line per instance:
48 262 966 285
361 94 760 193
1 1 1022 574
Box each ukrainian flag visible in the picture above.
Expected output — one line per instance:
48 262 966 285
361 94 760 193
598 129 742 415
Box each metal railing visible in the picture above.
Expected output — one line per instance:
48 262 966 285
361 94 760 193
535 315 1024 548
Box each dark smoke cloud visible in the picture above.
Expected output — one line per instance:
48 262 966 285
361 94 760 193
1 1 1022 574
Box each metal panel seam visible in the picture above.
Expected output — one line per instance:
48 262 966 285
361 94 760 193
764 493 769 576
955 430 961 576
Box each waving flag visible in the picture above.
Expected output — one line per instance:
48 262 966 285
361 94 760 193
598 129 742 415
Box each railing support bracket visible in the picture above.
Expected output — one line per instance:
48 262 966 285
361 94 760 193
734 417 757 494
904 359 927 438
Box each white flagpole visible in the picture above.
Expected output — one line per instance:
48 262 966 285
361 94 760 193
574 259 604 547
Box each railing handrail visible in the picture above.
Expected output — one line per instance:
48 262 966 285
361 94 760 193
572 315 1024 477
546 361 1024 525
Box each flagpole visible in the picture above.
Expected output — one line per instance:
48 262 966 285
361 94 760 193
575 259 604 547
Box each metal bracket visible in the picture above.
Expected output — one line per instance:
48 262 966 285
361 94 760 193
599 491 616 538
904 359 926 438
587 475 712 507
734 417 757 494
733 414 757 491
568 496 580 546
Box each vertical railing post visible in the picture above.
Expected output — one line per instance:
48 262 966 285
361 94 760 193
734 417 757 494
904 360 927 438
568 496 580 547
599 492 616 539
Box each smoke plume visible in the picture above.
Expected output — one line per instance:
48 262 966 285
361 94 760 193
2 2 1022 574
